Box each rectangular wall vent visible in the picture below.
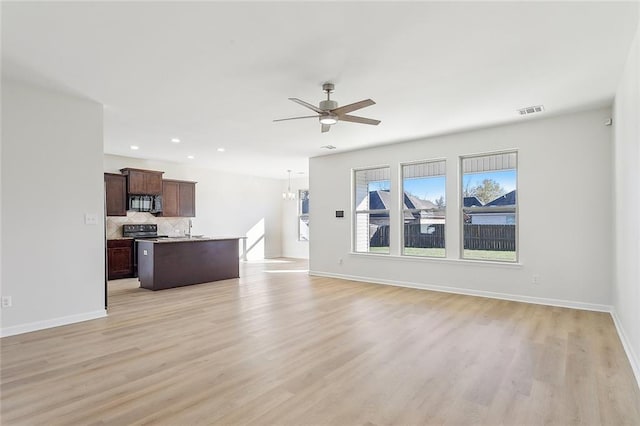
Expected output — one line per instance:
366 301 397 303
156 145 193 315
517 105 545 116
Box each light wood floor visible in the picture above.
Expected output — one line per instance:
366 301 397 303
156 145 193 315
2 258 639 425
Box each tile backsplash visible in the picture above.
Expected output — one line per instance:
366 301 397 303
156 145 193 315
106 212 190 239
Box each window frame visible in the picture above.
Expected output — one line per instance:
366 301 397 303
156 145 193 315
352 165 391 254
459 150 519 263
400 159 447 258
298 189 309 242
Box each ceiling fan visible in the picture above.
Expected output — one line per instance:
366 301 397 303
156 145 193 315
274 83 381 133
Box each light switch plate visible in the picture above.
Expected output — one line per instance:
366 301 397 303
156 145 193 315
84 213 98 225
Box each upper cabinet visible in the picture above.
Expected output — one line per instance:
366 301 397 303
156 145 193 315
161 179 196 217
120 168 164 195
179 182 195 217
104 173 127 216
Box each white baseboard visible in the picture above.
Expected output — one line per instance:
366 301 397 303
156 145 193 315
308 270 612 312
1 309 107 338
610 310 640 390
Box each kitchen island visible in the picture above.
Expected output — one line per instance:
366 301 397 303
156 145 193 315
137 237 241 291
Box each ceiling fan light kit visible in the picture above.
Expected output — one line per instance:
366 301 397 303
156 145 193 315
274 82 380 133
319 115 338 125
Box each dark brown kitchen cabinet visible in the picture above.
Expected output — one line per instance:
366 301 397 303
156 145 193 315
161 179 196 217
138 238 240 290
178 181 196 217
120 168 164 195
107 239 134 279
162 180 180 217
104 173 127 216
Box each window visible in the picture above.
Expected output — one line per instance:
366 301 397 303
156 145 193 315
461 152 517 262
298 189 309 241
401 160 446 257
354 167 390 254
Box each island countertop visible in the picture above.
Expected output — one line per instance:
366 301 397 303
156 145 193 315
145 236 245 243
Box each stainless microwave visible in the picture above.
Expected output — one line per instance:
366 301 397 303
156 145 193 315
128 195 162 213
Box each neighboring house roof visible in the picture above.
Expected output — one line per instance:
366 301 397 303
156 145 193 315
404 193 437 210
463 196 483 207
369 190 389 210
485 190 517 206
366 190 516 210
364 190 444 221
368 190 441 211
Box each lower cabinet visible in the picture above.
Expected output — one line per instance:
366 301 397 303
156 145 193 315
107 239 134 280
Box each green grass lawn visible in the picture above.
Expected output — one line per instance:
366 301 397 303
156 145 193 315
366 246 516 262
403 247 445 257
463 249 516 262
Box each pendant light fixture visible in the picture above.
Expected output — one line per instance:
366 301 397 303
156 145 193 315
283 170 296 200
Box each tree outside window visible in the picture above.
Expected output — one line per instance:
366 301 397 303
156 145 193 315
461 152 518 262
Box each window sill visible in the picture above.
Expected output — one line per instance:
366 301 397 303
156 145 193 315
349 252 523 268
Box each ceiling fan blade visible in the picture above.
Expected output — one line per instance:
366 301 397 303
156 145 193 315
332 99 375 115
321 123 331 133
339 114 381 126
273 115 320 122
289 98 323 113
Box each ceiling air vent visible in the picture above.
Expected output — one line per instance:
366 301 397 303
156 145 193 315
517 105 545 116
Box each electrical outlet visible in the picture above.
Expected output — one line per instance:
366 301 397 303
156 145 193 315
1 296 12 308
143 250 148 256
84 213 98 225
532 275 540 285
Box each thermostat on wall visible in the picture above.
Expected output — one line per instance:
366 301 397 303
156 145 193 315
336 210 344 218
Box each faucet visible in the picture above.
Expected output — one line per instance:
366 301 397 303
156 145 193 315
186 219 192 237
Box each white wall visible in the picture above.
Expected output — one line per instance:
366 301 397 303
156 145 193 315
612 26 640 385
281 176 309 259
104 155 283 260
1 80 106 336
310 107 613 309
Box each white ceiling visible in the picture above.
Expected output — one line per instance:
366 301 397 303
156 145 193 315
2 2 638 179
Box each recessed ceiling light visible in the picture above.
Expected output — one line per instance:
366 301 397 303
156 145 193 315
171 138 181 143
130 145 139 150
320 145 336 150
217 148 225 152
187 155 194 159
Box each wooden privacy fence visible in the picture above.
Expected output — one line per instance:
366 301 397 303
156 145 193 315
369 225 390 247
403 224 445 248
370 224 516 251
463 224 516 251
